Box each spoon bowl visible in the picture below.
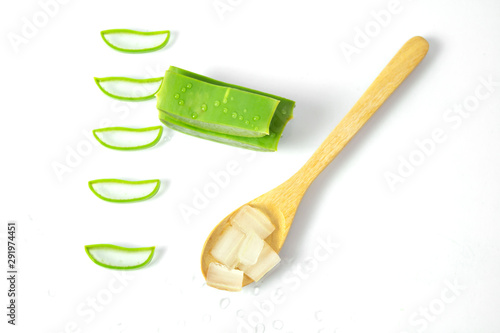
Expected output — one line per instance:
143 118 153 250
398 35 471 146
201 36 429 287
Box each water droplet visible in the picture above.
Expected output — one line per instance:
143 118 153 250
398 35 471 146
270 132 276 137
223 98 228 104
174 93 180 99
273 320 284 330
255 323 265 333
236 309 245 318
186 83 192 89
223 108 228 113
232 112 238 119
230 96 234 101
243 109 248 113
245 120 250 125
181 87 186 92
281 109 287 114
219 298 230 309
238 115 243 120
253 116 260 121
214 100 221 107
254 126 259 131
191 112 198 119
178 100 184 105
253 286 260 295
315 311 324 322
201 104 207 111
202 314 211 323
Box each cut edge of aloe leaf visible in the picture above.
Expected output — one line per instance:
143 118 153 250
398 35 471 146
88 178 161 203
93 126 163 150
94 76 163 101
100 29 170 53
159 110 293 152
85 244 155 270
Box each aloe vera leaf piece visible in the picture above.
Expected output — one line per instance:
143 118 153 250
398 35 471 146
100 29 170 53
159 111 283 152
93 126 163 151
85 244 155 270
88 179 160 203
95 77 163 101
156 70 280 137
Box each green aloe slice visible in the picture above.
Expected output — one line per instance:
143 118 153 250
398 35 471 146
85 244 155 269
100 29 170 53
157 70 280 137
88 179 160 203
93 126 163 150
95 77 163 101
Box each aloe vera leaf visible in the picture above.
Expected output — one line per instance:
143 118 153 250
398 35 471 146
85 244 155 270
158 110 285 152
157 70 280 137
100 29 170 53
88 179 160 203
93 126 163 151
94 77 163 101
156 67 294 151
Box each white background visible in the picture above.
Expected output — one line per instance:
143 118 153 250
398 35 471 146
1 0 500 332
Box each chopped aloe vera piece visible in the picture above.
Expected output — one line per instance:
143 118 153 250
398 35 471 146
210 225 245 268
157 70 280 137
238 242 281 282
206 262 243 292
95 76 163 101
159 111 286 152
100 29 170 53
93 126 163 150
85 244 155 269
88 178 160 203
231 205 275 239
157 66 294 151
238 232 264 266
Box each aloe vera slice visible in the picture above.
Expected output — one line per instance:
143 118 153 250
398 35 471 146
88 179 160 203
85 244 155 269
157 70 280 137
95 77 163 101
100 29 170 53
93 126 163 150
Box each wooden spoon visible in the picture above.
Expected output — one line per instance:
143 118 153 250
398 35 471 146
201 36 429 287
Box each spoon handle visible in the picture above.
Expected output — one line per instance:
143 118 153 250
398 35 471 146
293 36 429 189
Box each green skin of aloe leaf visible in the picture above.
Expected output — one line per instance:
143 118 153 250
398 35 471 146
157 67 295 151
157 71 281 137
85 244 155 270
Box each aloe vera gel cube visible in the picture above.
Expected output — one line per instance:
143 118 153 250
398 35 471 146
238 232 264 266
231 205 275 239
238 242 281 282
157 70 280 137
206 262 244 292
210 225 246 268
